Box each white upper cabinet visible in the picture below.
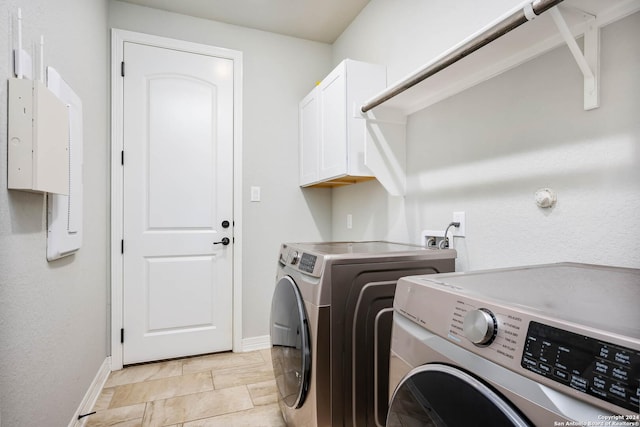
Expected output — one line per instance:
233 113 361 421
299 88 320 185
299 59 386 187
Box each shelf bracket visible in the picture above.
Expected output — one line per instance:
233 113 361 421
549 7 600 110
355 105 407 196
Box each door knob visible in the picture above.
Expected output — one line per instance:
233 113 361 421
213 237 230 246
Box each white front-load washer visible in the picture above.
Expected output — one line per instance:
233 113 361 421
270 241 456 426
387 263 640 426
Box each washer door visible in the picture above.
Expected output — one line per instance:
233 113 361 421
270 276 311 409
387 364 531 427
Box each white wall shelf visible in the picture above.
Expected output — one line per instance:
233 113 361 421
358 0 640 196
363 0 639 116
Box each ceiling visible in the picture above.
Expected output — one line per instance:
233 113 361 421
118 0 371 43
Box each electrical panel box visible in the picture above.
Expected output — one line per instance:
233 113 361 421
8 78 69 195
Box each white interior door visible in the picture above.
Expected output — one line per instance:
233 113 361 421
122 41 234 364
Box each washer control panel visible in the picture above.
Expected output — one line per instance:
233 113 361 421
463 308 498 346
522 321 640 413
394 271 640 416
448 300 524 362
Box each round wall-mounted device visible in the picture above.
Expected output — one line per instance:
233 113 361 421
534 188 557 208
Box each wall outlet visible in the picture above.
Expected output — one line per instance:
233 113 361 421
421 229 450 248
452 211 466 237
422 213 465 248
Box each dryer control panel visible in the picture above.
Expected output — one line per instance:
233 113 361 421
522 321 640 413
278 244 323 277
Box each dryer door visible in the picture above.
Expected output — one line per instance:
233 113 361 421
387 364 531 427
270 275 311 409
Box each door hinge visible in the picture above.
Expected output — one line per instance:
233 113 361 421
121 239 124 254
120 328 124 343
121 150 124 165
121 61 125 77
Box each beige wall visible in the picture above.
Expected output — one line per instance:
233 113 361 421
0 0 110 425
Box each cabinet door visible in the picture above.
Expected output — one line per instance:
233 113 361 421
318 64 347 181
299 88 320 185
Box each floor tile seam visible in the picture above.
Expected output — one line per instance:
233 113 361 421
106 359 190 387
141 371 214 405
244 383 262 408
211 377 276 391
181 352 262 364
139 380 246 409
246 378 278 388
178 386 257 427
108 381 217 410
244 396 278 411
259 350 270 363
238 383 256 411
207 369 214 391
210 361 274 374
155 385 257 426
96 387 116 410
111 369 215 392
85 402 146 426
126 353 229 368
211 373 251 388
113 358 184 373
141 400 151 427
247 387 279 404
183 360 268 376
105 371 186 389
95 401 146 413
211 371 275 388
210 366 275 382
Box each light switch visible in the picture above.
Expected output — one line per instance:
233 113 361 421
250 186 261 202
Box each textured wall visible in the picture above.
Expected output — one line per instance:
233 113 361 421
0 0 109 425
331 1 640 270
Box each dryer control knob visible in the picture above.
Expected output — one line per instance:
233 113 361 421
463 308 497 346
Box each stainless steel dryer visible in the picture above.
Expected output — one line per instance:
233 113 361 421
270 241 456 427
387 263 640 426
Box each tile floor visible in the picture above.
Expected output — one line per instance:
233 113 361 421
84 349 286 426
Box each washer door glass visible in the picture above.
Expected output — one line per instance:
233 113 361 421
270 276 311 409
387 364 531 427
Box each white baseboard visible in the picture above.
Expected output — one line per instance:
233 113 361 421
241 335 271 352
69 356 111 427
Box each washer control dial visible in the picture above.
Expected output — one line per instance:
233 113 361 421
463 308 497 346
